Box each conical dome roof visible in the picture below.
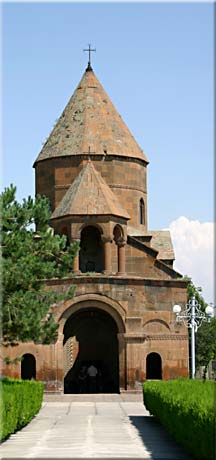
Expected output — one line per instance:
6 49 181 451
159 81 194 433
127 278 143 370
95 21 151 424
51 159 130 220
34 67 148 164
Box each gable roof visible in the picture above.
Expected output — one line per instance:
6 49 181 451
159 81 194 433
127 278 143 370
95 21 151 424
128 236 181 278
127 225 175 261
51 160 130 220
34 66 148 165
150 231 175 261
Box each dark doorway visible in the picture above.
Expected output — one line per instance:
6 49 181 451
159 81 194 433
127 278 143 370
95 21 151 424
80 226 104 273
146 352 162 379
63 308 119 393
21 353 36 380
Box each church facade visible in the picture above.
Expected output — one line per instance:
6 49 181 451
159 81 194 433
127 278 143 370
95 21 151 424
3 61 189 392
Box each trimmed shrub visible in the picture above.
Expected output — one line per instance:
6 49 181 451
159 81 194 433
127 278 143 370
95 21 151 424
0 377 44 441
143 378 215 460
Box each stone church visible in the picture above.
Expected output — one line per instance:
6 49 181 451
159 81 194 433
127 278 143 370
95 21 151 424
4 59 189 393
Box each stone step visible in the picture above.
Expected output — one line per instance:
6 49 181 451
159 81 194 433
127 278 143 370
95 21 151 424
43 392 143 402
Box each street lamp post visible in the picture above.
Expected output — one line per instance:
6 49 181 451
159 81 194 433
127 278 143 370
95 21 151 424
173 296 214 379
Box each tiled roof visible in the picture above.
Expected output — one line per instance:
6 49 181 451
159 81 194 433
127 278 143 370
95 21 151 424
127 226 175 261
51 160 130 220
35 67 148 164
150 231 175 261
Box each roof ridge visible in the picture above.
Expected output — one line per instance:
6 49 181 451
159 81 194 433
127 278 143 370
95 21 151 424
81 74 90 153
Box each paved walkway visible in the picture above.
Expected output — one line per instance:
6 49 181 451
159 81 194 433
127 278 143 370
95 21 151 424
0 395 190 459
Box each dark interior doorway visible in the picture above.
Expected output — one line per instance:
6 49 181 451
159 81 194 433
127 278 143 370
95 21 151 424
63 308 119 393
146 352 162 379
80 226 104 273
21 353 36 380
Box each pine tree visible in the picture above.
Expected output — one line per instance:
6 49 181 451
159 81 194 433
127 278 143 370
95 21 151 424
1 185 79 345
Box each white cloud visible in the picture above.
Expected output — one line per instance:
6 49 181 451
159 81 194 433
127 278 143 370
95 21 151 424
166 216 214 305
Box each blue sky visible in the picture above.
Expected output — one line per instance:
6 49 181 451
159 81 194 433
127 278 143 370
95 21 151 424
2 2 214 302
3 1 214 228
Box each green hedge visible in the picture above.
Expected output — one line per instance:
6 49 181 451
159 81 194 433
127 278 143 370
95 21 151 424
0 377 44 441
143 378 215 460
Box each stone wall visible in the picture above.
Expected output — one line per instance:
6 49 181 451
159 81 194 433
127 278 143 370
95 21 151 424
2 276 189 392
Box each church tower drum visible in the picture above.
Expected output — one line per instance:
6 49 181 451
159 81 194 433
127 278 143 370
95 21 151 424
34 65 149 233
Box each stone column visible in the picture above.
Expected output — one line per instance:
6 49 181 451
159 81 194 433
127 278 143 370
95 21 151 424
72 239 80 273
55 332 64 393
118 333 127 390
103 237 112 274
118 240 126 275
73 253 80 272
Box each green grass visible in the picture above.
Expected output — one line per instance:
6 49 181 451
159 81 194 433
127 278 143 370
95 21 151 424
143 378 215 460
0 377 44 441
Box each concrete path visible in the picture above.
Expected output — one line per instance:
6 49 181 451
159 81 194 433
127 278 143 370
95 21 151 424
0 395 190 459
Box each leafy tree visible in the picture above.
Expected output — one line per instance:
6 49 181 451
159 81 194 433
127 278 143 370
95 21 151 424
1 185 79 346
185 277 208 310
196 318 216 379
184 277 216 379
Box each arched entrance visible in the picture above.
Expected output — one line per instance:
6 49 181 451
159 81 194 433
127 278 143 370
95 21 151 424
80 226 104 273
63 308 119 393
21 353 36 380
146 352 162 379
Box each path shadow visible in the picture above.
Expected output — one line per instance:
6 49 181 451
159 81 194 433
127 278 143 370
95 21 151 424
129 415 193 460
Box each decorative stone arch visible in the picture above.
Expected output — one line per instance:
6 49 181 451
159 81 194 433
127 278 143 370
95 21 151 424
72 222 106 240
21 353 36 380
58 293 126 334
146 352 162 380
80 222 104 235
143 319 170 333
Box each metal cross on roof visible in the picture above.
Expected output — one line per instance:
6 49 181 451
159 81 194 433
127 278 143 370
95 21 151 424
83 44 96 69
83 146 95 157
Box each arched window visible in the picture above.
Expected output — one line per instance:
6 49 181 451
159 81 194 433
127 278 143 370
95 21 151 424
21 354 36 380
146 352 162 380
139 199 145 225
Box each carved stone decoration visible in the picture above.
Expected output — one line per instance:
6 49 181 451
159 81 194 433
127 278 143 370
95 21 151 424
63 336 79 377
